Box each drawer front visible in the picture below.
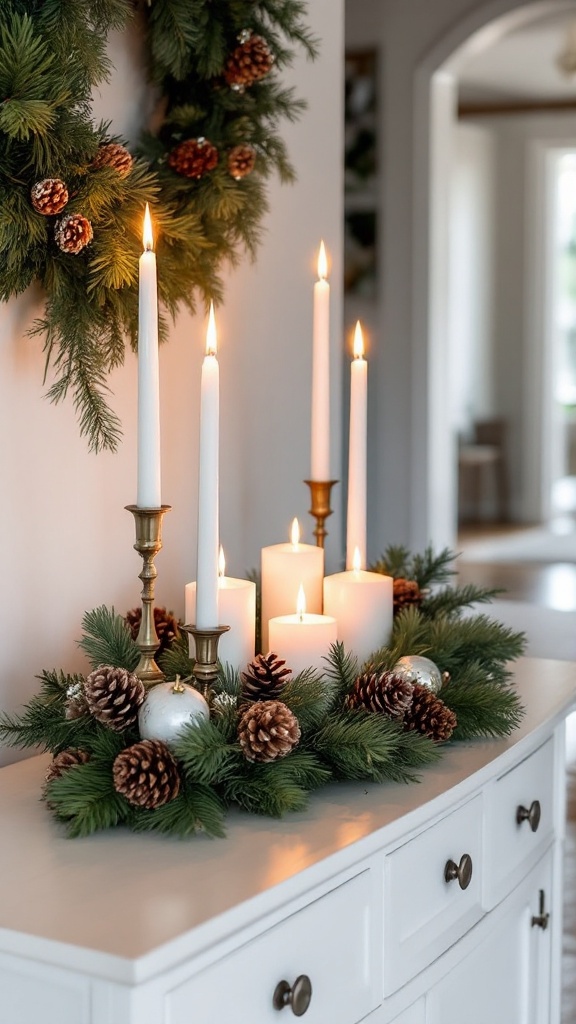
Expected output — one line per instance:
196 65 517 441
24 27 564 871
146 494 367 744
166 868 378 1024
484 737 555 906
383 794 484 994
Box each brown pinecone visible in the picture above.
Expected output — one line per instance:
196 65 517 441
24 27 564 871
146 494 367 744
91 142 134 177
31 178 69 215
84 665 146 731
54 213 93 254
237 700 300 762
346 670 414 719
393 577 423 615
241 651 292 701
168 137 219 178
125 606 179 656
224 31 275 90
45 748 90 784
228 144 257 179
64 679 88 720
112 739 181 809
403 684 457 742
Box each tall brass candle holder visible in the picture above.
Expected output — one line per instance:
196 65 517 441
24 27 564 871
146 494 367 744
304 479 338 548
126 504 171 684
180 624 230 696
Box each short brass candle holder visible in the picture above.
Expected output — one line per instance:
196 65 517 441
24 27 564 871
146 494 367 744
304 479 338 548
180 624 230 696
126 504 171 684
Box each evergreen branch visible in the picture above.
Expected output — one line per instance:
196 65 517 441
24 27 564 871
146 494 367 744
322 642 360 702
313 710 432 784
221 752 327 817
78 605 140 672
131 783 226 838
280 671 336 732
158 629 194 680
443 674 525 740
46 758 130 838
421 584 503 619
174 718 242 785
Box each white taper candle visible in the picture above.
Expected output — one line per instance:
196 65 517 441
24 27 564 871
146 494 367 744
137 204 161 508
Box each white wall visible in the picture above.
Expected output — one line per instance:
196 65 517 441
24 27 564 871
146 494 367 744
0 0 344 766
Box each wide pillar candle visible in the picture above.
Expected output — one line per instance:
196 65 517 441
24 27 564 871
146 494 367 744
323 564 393 665
269 589 336 676
346 321 367 569
185 577 256 672
137 203 161 508
261 519 324 652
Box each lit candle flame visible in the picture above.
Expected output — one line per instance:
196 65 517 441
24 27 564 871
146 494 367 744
297 584 306 621
353 546 362 572
290 517 300 547
317 240 328 281
353 320 364 360
218 545 225 577
142 203 154 252
206 301 217 356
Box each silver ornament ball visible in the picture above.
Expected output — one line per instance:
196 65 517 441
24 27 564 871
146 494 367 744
138 678 209 747
393 655 443 694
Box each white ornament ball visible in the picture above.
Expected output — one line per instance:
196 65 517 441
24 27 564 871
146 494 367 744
393 655 443 694
138 679 210 747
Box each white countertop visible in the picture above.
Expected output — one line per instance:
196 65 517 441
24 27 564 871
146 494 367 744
0 656 574 983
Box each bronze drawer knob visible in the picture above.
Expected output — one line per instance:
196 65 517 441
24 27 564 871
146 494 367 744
444 853 473 890
273 975 313 1016
516 799 541 832
531 889 550 930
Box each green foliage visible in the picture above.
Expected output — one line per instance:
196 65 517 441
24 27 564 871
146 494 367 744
371 545 456 589
0 543 529 838
78 605 140 671
0 0 318 450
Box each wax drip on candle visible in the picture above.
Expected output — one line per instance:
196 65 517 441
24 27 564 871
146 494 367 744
291 517 300 549
297 584 306 623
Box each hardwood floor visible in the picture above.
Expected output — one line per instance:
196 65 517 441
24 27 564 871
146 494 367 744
456 523 576 1022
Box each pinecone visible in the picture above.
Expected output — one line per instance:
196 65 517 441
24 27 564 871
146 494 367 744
84 665 146 731
224 31 275 91
241 651 292 701
30 178 69 216
112 739 181 809
64 679 88 720
91 142 134 177
167 137 219 178
346 670 414 719
54 213 93 254
125 606 179 656
228 144 257 179
237 700 300 762
45 748 90 784
393 577 423 615
403 684 457 742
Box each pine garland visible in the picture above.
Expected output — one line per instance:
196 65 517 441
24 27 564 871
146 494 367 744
0 547 527 839
0 1 318 451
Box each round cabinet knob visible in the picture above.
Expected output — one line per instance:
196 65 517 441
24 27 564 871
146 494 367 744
444 853 473 890
273 975 313 1016
516 799 541 833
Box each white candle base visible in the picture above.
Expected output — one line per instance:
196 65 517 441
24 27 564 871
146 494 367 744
268 612 337 677
323 569 393 665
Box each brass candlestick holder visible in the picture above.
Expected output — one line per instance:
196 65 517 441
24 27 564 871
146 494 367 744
304 479 338 548
180 624 230 696
126 504 171 684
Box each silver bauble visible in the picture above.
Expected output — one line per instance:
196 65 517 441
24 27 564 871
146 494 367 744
393 655 443 694
138 679 209 747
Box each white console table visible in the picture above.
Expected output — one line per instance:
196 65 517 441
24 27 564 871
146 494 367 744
0 657 575 1024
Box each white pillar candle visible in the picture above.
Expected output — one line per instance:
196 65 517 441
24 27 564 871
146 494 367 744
311 240 330 481
346 321 368 569
323 548 393 665
196 303 219 628
269 586 337 676
261 518 324 652
185 549 256 671
137 204 161 508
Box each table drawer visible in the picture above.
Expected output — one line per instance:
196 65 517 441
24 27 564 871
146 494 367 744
165 868 378 1024
484 736 555 906
383 794 484 994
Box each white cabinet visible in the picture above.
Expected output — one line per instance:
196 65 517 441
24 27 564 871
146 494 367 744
0 657 573 1024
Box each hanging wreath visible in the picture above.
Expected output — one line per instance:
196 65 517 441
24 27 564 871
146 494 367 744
0 1 318 451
